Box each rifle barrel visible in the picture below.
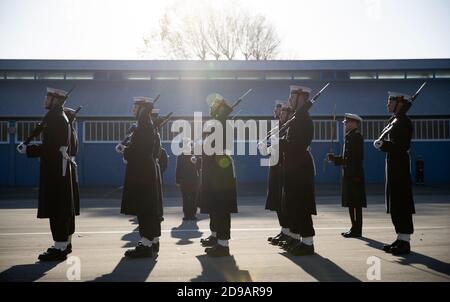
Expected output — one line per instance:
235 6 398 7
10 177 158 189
232 89 252 109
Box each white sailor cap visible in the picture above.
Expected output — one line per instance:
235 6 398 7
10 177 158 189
151 108 160 114
388 92 411 100
133 96 154 103
47 87 68 97
290 85 312 94
344 113 363 123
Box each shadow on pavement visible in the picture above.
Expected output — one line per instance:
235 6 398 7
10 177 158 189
92 257 157 282
121 217 139 248
191 254 252 282
170 220 203 245
281 252 361 282
358 237 450 279
0 261 60 282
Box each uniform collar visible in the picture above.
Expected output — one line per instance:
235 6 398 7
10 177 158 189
345 127 358 136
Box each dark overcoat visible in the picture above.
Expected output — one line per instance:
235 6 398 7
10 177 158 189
333 128 367 208
379 114 415 214
281 109 316 216
265 130 286 211
26 106 75 219
199 153 238 214
121 117 158 216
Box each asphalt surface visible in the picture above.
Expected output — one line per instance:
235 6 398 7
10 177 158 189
0 186 449 282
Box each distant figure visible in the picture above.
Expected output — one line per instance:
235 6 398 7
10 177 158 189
176 143 200 221
258 102 290 246
327 113 367 238
415 156 424 185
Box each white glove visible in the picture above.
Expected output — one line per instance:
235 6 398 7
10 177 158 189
373 140 383 149
123 158 128 164
115 144 125 153
190 156 197 164
17 143 27 154
257 141 267 155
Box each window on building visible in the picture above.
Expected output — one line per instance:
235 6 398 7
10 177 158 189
84 121 136 142
6 72 35 80
36 72 65 80
362 120 388 141
152 72 179 80
179 71 207 80
363 118 450 141
435 71 450 78
264 72 293 80
65 72 94 80
313 120 338 141
293 72 320 80
406 71 434 79
235 72 263 80
412 119 450 141
207 71 236 80
0 121 9 143
15 121 43 143
349 72 377 80
123 71 151 80
377 71 405 79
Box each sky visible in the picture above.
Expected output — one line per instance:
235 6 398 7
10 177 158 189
0 0 449 60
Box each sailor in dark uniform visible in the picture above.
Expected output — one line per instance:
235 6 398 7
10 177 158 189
279 85 317 256
198 94 238 257
374 92 415 255
327 113 367 238
17 87 75 261
415 156 424 185
176 141 200 221
258 102 291 245
117 97 160 258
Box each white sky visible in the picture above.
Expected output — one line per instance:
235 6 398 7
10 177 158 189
0 0 449 60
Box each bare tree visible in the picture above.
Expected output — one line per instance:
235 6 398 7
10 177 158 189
238 14 281 60
249 15 281 60
140 2 281 60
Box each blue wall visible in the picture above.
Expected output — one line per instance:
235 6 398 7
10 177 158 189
4 130 450 187
1 59 450 187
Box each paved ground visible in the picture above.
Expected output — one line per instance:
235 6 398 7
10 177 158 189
0 185 449 282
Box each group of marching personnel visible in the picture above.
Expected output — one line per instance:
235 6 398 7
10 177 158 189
260 85 417 256
16 81 421 260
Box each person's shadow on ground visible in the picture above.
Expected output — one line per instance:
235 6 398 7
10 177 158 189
92 257 157 282
357 236 450 279
121 217 139 248
171 219 203 245
281 252 361 282
0 261 60 282
191 254 252 282
91 217 157 282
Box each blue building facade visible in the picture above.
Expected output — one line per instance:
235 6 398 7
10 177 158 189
0 59 449 187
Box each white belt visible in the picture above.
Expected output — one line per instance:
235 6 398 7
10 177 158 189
307 146 316 176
